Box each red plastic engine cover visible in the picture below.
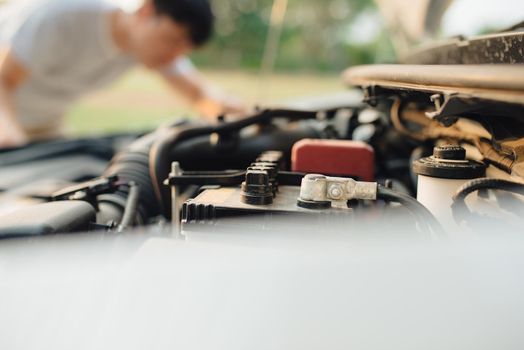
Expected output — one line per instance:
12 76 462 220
291 139 375 181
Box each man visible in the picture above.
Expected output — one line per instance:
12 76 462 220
0 0 245 147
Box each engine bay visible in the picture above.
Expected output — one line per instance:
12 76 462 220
1 29 524 239
1 61 523 239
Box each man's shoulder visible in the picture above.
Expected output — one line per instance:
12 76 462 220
2 0 122 74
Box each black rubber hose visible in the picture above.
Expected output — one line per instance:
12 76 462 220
149 109 322 217
451 178 524 224
377 185 446 237
117 182 140 232
102 149 157 221
98 121 190 223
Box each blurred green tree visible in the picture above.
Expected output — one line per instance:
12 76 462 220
192 0 396 72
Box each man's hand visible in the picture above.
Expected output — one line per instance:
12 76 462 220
219 94 249 115
161 59 250 121
194 91 249 120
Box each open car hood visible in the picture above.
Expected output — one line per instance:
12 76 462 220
375 0 453 55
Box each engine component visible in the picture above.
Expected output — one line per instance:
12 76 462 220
296 173 443 236
297 174 377 209
452 178 524 227
52 175 120 209
291 139 375 181
376 185 445 237
0 201 96 239
100 109 327 224
176 148 442 237
240 170 274 205
346 64 524 177
149 109 328 217
180 181 383 238
413 145 486 230
177 154 354 228
256 151 286 170
117 182 140 232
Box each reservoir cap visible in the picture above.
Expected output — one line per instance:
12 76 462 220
413 145 486 179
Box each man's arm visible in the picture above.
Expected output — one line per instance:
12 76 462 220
161 59 247 120
0 48 29 148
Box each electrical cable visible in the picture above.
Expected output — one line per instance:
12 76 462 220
451 178 524 224
377 185 446 237
117 182 140 232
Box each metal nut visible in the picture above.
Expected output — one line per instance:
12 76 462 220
328 183 344 200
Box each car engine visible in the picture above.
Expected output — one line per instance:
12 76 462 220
0 31 523 239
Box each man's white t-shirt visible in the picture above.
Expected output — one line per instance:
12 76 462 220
0 0 194 140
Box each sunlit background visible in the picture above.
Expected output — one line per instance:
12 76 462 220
2 0 523 135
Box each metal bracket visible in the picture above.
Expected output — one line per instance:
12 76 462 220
363 85 390 107
426 93 486 126
51 175 120 210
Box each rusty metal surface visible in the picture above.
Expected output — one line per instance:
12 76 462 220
389 100 522 175
343 64 524 106
344 63 524 176
401 32 524 65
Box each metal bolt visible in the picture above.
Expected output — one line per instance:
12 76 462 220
328 183 344 200
170 161 182 176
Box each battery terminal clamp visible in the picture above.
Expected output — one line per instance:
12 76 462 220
297 174 377 209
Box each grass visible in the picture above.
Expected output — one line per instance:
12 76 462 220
66 68 344 136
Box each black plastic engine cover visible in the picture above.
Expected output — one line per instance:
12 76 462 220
0 201 96 239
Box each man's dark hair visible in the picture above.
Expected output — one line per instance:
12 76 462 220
153 0 214 46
